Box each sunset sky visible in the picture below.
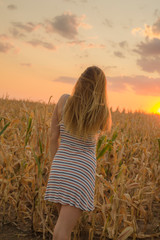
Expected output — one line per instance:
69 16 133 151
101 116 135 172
0 0 160 113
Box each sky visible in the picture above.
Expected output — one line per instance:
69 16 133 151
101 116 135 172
0 0 160 113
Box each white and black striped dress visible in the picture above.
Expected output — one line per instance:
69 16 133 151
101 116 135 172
44 120 97 211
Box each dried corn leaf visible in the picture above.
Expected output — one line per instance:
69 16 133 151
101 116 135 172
117 226 133 240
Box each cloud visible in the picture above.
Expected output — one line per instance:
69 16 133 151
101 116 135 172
45 13 90 39
132 17 160 39
137 57 160 73
107 75 160 96
46 14 79 39
54 74 160 96
135 38 160 73
119 41 128 49
10 28 26 38
103 18 113 28
102 65 117 74
8 14 91 47
27 39 56 50
11 21 41 33
9 21 43 41
7 4 17 10
20 63 32 67
132 27 143 35
86 43 105 49
9 21 57 51
114 51 125 58
0 41 14 53
67 40 105 49
54 76 76 84
154 9 160 18
135 38 160 56
68 40 85 45
0 35 14 53
0 34 10 40
152 18 160 35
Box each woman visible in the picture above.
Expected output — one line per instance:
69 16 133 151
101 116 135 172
45 66 112 240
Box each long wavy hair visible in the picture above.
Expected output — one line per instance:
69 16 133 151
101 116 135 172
63 66 111 138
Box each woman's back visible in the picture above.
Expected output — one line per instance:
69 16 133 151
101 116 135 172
60 119 96 152
45 116 97 211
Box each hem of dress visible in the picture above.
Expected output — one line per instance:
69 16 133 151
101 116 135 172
44 197 94 212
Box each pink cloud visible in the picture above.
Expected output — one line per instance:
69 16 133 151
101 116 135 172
0 34 14 53
132 17 160 39
107 75 160 96
0 41 14 53
53 74 160 97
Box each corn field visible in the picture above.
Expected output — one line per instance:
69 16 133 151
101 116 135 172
0 97 160 240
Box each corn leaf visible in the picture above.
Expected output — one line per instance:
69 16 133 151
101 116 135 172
0 121 10 136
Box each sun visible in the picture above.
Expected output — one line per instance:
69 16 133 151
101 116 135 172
151 103 160 115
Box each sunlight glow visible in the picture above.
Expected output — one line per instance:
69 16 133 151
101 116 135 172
151 103 160 114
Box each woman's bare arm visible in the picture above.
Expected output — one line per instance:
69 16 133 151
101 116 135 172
49 102 60 161
49 94 70 161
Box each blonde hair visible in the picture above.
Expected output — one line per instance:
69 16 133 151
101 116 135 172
63 66 111 138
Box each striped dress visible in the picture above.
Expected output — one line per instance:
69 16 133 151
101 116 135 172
44 120 97 211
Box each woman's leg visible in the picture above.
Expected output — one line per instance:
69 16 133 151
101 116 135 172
55 203 61 214
53 205 82 240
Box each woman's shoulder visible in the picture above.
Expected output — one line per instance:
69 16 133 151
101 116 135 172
58 94 70 107
59 94 70 102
